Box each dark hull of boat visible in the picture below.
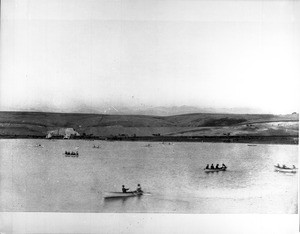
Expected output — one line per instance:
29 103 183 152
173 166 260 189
274 168 297 173
104 192 143 199
274 165 297 173
204 168 227 172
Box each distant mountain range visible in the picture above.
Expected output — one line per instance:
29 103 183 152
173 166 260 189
104 106 267 116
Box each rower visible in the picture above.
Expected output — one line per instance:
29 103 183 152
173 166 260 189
136 184 143 193
222 163 227 168
210 164 214 169
122 185 129 193
205 164 209 169
216 164 220 169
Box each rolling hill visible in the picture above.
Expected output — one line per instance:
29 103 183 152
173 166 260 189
0 111 298 138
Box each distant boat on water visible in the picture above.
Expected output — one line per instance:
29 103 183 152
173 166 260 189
274 164 297 173
204 167 227 173
104 191 143 199
248 144 257 146
64 151 79 157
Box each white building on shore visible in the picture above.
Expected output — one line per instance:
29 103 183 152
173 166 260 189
46 128 80 139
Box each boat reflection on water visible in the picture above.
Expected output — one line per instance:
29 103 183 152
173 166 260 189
102 192 144 210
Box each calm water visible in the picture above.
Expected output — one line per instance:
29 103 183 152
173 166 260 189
0 139 297 213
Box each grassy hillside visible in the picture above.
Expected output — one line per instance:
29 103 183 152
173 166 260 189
0 111 298 137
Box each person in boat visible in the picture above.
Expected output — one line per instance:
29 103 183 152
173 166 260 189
205 164 209 169
222 163 227 169
293 165 296 169
135 184 143 193
216 164 220 169
122 185 129 193
210 164 214 169
282 164 287 169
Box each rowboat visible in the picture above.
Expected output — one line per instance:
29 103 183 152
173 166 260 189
104 191 143 199
204 167 227 172
274 165 297 173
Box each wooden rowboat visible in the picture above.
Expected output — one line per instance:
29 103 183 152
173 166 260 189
104 191 143 199
204 167 227 172
274 165 297 173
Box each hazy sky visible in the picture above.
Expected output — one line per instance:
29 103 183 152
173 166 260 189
1 0 299 114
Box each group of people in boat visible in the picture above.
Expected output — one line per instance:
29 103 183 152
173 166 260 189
65 151 79 157
276 163 296 169
93 145 100 148
122 184 143 193
206 163 227 170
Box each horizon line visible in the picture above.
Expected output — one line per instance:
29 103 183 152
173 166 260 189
0 109 297 117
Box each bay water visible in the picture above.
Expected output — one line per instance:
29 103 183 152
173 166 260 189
0 139 297 213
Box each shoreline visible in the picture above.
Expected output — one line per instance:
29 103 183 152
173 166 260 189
0 135 298 145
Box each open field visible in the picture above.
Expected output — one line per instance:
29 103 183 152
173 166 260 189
0 111 298 144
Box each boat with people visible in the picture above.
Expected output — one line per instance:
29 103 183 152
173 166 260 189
104 184 143 199
204 163 227 172
274 164 297 173
64 151 79 157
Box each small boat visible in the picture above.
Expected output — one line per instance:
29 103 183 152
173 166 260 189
204 167 227 172
274 165 297 173
104 191 143 199
248 144 257 146
64 151 79 157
